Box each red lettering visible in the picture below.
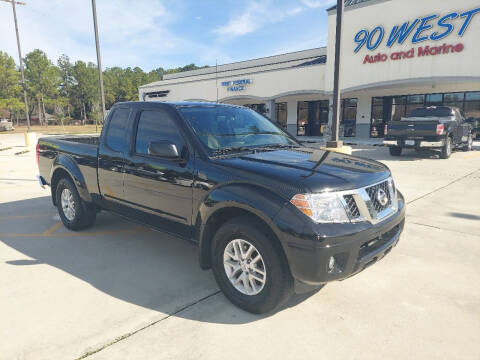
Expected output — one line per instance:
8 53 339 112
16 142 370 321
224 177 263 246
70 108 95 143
455 43 464 52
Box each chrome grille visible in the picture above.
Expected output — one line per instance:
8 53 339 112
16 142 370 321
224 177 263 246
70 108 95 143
338 177 397 224
365 181 392 213
343 195 360 218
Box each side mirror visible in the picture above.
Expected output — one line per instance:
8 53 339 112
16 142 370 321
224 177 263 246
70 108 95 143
147 141 179 159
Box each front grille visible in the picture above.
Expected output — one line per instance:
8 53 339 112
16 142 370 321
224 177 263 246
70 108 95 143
343 195 360 218
365 181 392 213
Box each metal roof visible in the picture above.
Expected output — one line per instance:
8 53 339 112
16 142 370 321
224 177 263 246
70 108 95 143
327 0 375 11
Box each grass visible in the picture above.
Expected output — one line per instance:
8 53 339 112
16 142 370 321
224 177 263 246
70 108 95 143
8 124 102 135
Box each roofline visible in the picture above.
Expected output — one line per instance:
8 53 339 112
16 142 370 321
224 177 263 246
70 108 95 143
157 47 327 82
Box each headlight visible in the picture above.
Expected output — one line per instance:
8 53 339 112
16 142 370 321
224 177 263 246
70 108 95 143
290 193 350 224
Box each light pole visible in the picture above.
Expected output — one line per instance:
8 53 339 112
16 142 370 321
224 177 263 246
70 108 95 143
91 0 106 132
1 0 31 131
327 0 344 149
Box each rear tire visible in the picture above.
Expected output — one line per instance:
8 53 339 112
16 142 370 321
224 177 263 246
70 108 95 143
440 137 452 159
211 216 293 314
463 134 473 152
389 146 402 156
56 178 96 230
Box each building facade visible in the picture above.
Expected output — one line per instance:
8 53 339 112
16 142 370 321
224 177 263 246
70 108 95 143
139 0 480 139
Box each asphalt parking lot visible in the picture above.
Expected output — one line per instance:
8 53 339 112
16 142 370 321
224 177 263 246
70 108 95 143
1 133 479 360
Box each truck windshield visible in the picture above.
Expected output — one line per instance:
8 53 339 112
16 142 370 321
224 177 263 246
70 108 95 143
178 105 299 154
409 107 454 118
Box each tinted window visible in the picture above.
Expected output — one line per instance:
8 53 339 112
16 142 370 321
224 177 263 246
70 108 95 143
409 107 454 118
106 108 130 152
135 110 185 156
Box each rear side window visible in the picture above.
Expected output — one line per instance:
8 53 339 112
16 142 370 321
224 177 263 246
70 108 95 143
409 107 453 118
135 110 185 156
106 108 130 152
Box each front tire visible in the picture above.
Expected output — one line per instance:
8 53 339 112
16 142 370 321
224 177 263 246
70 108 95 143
56 178 96 230
389 146 402 156
440 137 452 159
211 216 293 314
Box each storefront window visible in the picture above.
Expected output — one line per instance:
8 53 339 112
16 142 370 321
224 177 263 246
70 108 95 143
341 98 357 137
245 104 266 116
297 101 329 136
425 94 443 105
465 92 480 119
297 102 308 136
275 102 287 130
371 91 480 138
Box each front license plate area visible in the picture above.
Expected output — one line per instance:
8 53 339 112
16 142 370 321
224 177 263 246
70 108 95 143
405 140 415 146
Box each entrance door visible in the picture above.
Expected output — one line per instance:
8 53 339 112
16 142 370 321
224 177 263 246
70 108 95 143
308 102 322 136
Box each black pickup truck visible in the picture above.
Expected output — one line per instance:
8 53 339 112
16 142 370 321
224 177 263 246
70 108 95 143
383 106 473 159
37 101 405 313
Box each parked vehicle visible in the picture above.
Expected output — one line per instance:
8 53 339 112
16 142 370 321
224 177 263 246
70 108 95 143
37 102 405 313
383 106 473 159
0 119 14 131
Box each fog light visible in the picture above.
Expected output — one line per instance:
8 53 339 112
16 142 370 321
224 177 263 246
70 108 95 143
328 256 335 272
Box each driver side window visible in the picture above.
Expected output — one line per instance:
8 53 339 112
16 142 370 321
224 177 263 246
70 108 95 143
135 110 186 156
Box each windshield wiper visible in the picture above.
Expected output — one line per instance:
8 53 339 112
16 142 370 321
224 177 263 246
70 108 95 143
211 146 253 155
260 144 300 150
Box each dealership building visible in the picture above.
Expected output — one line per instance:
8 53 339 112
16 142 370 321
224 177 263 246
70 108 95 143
139 0 480 139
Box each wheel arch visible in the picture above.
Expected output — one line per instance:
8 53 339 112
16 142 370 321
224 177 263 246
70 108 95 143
196 184 290 271
50 154 92 205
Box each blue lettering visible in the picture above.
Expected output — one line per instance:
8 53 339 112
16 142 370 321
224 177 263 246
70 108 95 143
412 14 438 44
366 26 384 50
354 29 368 53
430 12 458 41
386 19 420 47
458 7 480 36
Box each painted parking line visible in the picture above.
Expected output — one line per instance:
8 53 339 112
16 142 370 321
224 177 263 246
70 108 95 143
42 221 63 236
0 213 52 220
0 225 149 238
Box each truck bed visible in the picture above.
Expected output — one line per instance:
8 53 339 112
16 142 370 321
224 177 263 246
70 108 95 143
37 135 100 196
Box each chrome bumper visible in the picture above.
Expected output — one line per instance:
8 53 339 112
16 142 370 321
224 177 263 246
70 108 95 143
383 140 398 146
419 141 445 148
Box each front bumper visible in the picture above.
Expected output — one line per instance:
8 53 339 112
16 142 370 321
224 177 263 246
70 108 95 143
274 192 406 285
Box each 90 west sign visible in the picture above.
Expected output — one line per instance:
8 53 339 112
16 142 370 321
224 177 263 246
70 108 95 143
354 6 480 64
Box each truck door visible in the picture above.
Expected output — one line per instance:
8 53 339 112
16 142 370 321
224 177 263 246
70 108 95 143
98 106 131 206
123 107 194 237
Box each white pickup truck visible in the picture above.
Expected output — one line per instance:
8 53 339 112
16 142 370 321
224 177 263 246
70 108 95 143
0 119 14 132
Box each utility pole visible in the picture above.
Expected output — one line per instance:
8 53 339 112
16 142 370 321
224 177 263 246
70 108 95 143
1 0 31 131
91 0 106 132
327 0 344 149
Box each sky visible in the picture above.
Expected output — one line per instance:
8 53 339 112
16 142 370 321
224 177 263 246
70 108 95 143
0 0 335 71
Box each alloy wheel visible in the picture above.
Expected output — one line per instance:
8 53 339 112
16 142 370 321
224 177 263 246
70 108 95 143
61 188 76 221
223 239 266 296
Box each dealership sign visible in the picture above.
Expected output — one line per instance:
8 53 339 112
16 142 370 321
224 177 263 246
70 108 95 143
353 6 480 53
221 79 252 92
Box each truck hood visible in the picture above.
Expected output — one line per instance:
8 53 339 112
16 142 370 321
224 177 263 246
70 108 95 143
213 147 391 193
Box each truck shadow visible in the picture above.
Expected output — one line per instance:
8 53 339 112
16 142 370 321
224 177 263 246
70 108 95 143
0 196 321 325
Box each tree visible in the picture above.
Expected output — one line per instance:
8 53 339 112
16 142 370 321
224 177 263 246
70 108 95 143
24 49 59 125
57 54 75 117
71 61 98 125
0 51 21 98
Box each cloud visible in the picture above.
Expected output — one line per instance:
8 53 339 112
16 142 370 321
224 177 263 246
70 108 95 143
0 0 223 70
213 0 306 39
